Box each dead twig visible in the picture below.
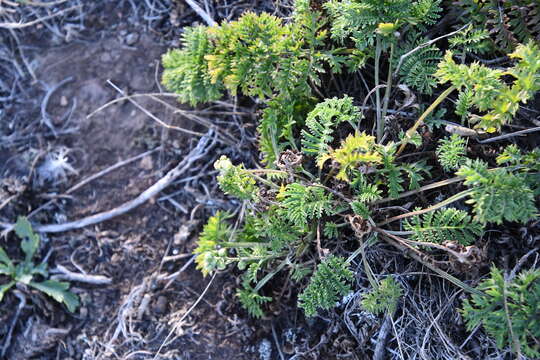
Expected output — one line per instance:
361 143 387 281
24 131 215 233
40 76 74 136
107 80 208 138
509 246 540 281
477 126 540 144
0 4 81 29
1 290 26 357
373 315 392 360
185 0 216 26
50 264 112 285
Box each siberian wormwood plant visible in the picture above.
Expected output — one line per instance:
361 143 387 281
0 217 79 312
163 0 540 355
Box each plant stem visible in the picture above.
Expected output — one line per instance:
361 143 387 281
375 35 383 141
375 176 465 204
347 234 378 287
381 41 395 125
220 242 272 249
396 85 457 156
377 188 474 226
250 173 280 189
254 260 288 292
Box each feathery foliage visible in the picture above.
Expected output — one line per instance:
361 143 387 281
458 160 537 224
319 132 381 181
462 267 540 358
298 256 354 317
280 183 334 228
436 134 467 171
396 33 442 95
161 26 223 106
237 278 272 318
325 0 441 50
404 208 483 245
449 24 491 55
301 96 361 164
215 156 258 201
435 42 540 132
361 277 403 315
169 4 540 350
454 0 540 52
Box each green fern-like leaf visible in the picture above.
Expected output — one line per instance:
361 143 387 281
298 256 354 317
257 208 304 252
435 42 540 132
301 96 361 163
319 132 382 181
454 0 540 52
449 24 491 55
323 222 340 239
396 33 442 95
259 95 312 165
237 278 272 318
325 0 441 50
496 146 540 194
350 201 371 218
161 26 224 106
461 266 540 358
361 277 403 315
458 160 537 224
352 175 382 203
380 146 405 198
436 134 468 172
280 184 334 228
404 208 483 245
401 161 432 190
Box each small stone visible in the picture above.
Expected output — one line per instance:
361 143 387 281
173 224 191 245
153 296 168 314
125 33 139 46
79 307 88 318
140 156 153 170
100 52 112 63
60 96 68 107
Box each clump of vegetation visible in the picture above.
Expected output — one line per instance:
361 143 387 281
163 0 540 357
462 267 540 358
0 217 79 312
454 0 540 52
298 255 354 317
361 277 403 315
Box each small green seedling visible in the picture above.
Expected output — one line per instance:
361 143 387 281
0 217 79 312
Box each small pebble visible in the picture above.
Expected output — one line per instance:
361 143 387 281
174 225 191 245
140 156 153 170
125 33 139 46
100 52 112 63
60 96 68 107
154 296 168 314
